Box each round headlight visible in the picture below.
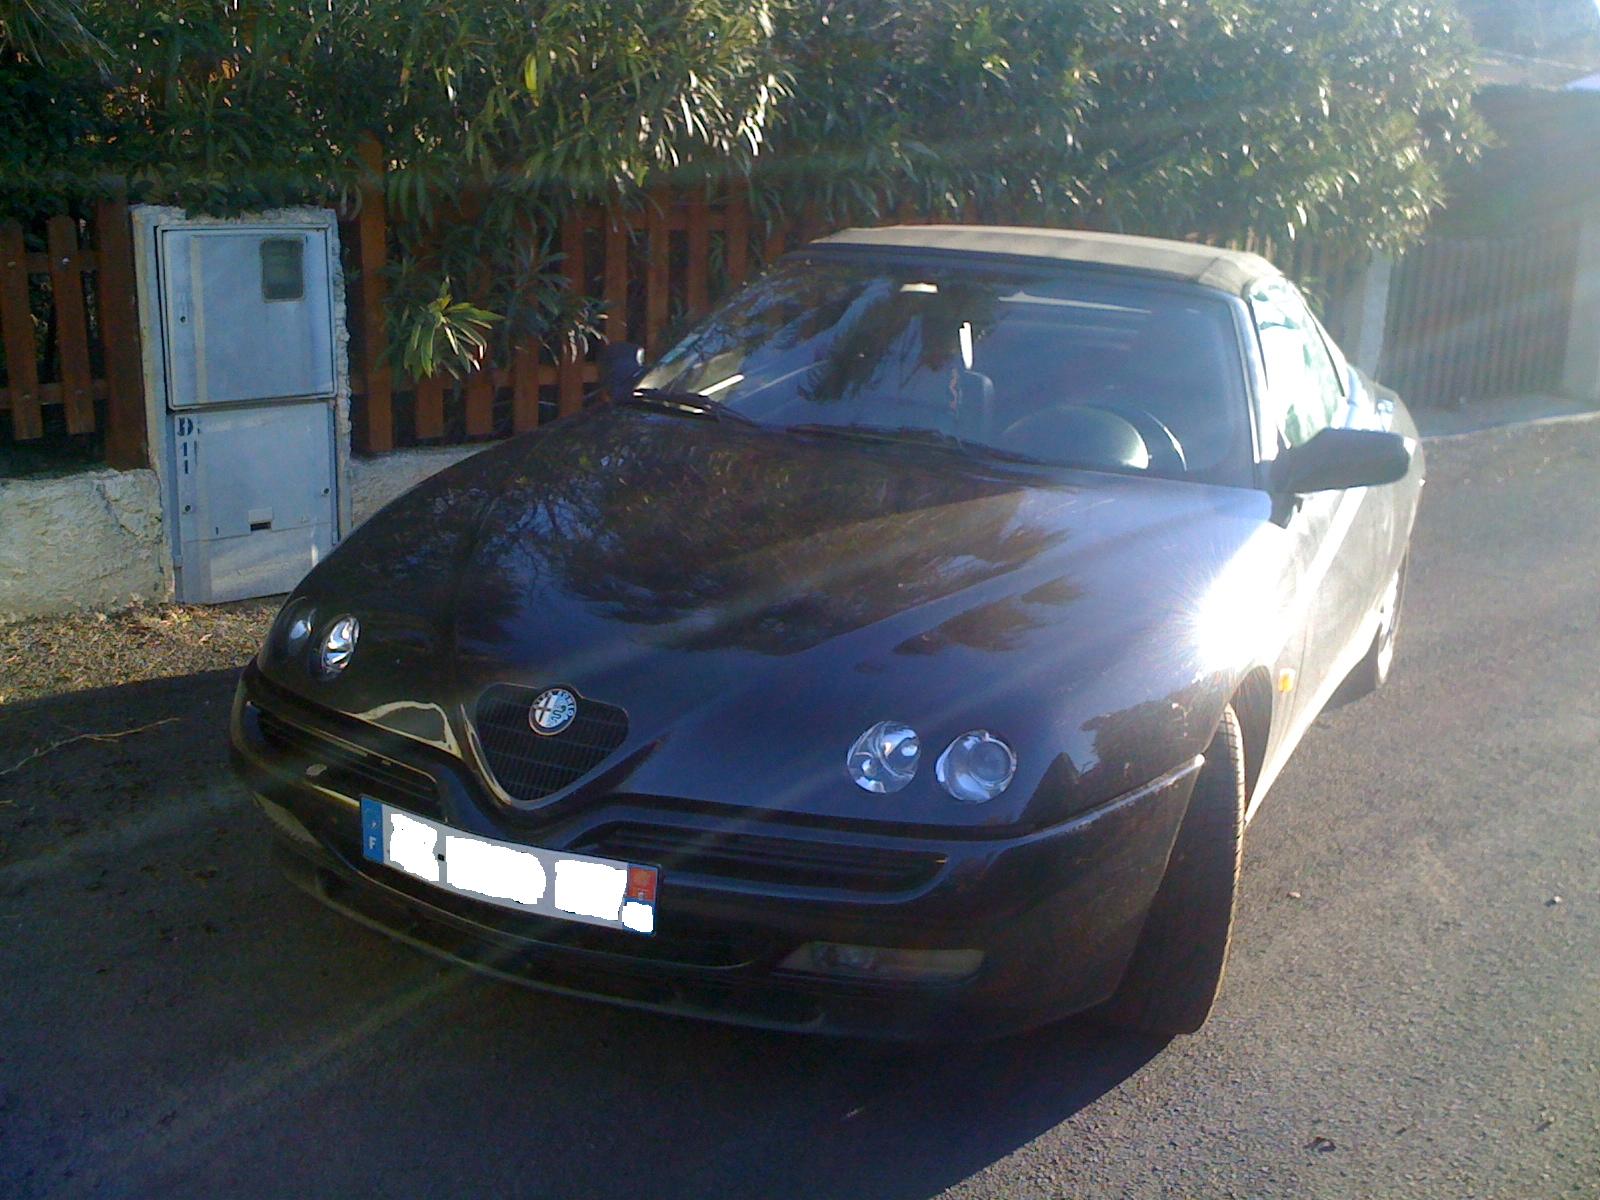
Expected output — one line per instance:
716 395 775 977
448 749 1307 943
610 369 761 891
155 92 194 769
936 731 1016 803
315 614 359 678
280 601 315 656
847 721 921 794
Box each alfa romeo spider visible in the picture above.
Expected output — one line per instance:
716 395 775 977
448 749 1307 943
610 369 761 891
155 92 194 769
230 226 1422 1038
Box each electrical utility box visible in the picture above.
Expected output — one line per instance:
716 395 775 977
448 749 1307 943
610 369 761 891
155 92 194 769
132 208 349 603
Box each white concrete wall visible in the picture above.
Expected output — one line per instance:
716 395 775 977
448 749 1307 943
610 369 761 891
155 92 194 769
1347 254 1394 377
1560 207 1600 402
2 198 504 624
0 443 498 623
348 442 496 526
0 469 170 622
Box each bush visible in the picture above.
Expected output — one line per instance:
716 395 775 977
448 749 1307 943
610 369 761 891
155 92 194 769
1 0 1484 374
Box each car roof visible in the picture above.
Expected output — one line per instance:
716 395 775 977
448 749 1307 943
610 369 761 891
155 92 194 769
810 225 1278 294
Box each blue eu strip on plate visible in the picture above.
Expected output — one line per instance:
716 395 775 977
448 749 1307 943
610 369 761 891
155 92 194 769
360 796 385 864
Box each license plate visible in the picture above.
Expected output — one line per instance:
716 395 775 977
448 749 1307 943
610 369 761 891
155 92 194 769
360 798 657 935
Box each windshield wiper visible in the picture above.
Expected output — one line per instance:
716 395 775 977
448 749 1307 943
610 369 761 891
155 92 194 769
784 423 955 448
624 388 766 428
783 423 1056 469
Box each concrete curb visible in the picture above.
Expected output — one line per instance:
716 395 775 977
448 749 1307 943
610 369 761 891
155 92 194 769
1420 405 1600 443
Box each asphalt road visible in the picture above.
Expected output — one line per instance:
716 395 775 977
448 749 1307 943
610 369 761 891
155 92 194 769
3 417 1598 1199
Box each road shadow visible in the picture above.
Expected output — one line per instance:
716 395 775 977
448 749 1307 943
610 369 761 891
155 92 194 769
0 667 243 865
103 938 1168 1200
1 665 1165 1199
703 1019 1168 1200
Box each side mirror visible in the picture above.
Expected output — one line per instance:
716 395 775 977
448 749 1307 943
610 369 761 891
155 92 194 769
598 342 645 402
1270 427 1415 495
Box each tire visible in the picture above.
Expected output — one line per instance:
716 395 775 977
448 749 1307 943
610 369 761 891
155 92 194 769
1341 555 1408 700
1093 704 1246 1036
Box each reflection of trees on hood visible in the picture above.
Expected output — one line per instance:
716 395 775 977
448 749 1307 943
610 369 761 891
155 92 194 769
306 437 529 652
894 577 1084 656
460 409 1075 656
1080 672 1233 804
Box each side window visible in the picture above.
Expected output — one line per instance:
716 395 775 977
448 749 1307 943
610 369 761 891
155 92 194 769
1314 314 1349 392
1248 280 1343 448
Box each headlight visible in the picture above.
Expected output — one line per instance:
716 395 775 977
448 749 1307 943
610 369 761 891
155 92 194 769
279 600 315 657
314 614 359 678
847 721 920 793
936 731 1016 803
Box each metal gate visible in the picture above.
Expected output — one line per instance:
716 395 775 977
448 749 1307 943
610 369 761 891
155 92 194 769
1379 222 1580 406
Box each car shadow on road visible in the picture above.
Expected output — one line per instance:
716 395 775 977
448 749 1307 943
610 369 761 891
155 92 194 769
0 667 244 866
725 1020 1168 1199
203 948 1170 1200
1 665 1166 1199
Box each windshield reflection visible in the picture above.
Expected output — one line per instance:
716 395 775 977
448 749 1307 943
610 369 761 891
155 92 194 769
639 256 1254 487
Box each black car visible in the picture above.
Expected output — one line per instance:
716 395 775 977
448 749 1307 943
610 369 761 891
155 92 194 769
231 225 1422 1039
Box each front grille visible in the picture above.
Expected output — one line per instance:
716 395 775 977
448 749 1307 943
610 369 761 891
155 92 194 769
474 684 629 803
582 825 945 895
364 868 770 969
256 708 441 816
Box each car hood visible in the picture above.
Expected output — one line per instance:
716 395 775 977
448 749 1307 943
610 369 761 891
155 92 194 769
276 407 1281 830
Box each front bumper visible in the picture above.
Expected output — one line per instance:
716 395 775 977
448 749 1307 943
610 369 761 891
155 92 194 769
230 665 1198 1040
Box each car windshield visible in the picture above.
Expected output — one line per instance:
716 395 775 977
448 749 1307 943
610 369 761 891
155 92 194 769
637 255 1253 485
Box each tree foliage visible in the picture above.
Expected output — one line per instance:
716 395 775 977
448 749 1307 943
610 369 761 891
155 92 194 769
0 0 107 66
2 0 1484 377
1066 0 1482 249
765 0 1481 252
761 2 1099 217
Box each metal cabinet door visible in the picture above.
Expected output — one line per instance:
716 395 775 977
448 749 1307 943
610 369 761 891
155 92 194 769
159 226 336 408
171 401 337 603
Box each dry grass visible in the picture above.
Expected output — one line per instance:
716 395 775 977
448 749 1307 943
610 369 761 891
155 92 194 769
0 599 279 707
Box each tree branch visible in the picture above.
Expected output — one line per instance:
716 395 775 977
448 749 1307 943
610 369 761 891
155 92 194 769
0 718 182 780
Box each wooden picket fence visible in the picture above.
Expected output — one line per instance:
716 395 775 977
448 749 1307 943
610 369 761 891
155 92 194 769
1379 222 1580 406
343 166 857 453
0 196 147 468
5 179 1582 469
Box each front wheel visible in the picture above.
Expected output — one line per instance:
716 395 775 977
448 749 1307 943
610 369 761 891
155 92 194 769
1342 555 1408 700
1092 704 1246 1036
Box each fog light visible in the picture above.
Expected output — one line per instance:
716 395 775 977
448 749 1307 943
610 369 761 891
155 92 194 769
777 942 983 982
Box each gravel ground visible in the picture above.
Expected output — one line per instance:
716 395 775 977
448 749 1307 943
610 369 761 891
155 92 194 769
0 599 277 707
0 600 275 867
